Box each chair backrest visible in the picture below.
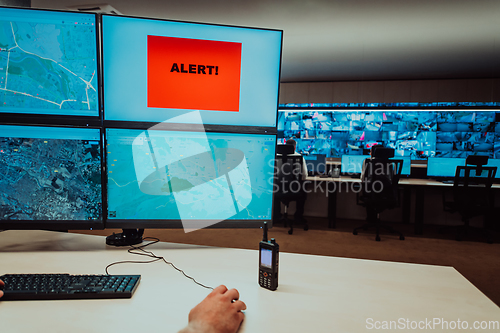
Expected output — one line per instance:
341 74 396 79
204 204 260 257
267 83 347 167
276 144 294 156
452 165 497 209
360 150 403 211
275 154 303 199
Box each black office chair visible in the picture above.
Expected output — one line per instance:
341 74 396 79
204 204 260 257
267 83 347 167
353 147 404 241
441 155 497 243
274 144 308 235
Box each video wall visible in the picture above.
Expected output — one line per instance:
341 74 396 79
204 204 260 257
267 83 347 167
0 6 282 230
279 110 500 161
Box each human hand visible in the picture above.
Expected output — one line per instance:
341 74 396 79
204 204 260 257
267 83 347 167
0 279 4 298
181 285 246 333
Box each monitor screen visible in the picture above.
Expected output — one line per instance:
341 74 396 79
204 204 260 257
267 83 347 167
105 128 276 229
391 156 411 176
426 157 466 178
0 7 99 117
303 154 326 174
101 15 282 127
279 109 500 160
485 159 500 178
0 125 102 229
341 155 369 174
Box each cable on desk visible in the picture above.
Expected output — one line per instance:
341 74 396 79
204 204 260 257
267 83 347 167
105 237 214 291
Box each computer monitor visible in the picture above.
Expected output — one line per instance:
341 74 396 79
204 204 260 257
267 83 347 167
105 128 276 229
480 158 500 178
426 157 466 178
0 6 99 117
0 124 103 229
101 14 282 128
391 156 411 176
341 155 370 175
303 154 327 175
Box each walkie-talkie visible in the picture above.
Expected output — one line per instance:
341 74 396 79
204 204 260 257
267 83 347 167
259 222 279 291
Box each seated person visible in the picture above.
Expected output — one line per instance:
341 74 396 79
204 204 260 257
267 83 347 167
273 138 308 223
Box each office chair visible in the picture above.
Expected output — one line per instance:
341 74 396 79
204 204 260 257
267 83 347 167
274 144 308 235
441 155 497 243
353 147 404 241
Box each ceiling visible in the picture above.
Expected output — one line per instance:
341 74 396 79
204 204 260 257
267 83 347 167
31 0 500 82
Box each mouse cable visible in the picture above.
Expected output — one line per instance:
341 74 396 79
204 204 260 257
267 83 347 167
105 237 214 291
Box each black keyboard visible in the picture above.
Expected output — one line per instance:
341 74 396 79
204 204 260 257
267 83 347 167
0 274 141 301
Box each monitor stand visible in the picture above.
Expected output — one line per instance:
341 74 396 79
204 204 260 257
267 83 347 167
106 229 144 246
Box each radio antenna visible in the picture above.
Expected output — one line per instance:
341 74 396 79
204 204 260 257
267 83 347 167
262 222 268 242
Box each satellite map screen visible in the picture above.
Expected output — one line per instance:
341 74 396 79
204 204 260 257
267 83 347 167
106 128 276 226
0 125 102 223
0 7 99 117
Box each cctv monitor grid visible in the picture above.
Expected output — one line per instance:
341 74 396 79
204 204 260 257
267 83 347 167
279 110 500 177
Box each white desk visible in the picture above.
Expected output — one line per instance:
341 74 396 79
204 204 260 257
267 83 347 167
1 230 499 332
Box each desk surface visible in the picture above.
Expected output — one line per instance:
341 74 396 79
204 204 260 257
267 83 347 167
0 230 499 332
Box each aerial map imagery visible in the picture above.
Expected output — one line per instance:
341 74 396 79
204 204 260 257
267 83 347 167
106 128 275 225
0 9 99 116
0 127 102 221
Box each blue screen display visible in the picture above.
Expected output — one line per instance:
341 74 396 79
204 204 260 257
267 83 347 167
427 157 466 177
391 156 411 176
485 159 500 178
102 15 282 127
260 248 272 268
0 7 99 117
0 125 102 221
341 155 369 174
106 129 276 222
280 110 500 160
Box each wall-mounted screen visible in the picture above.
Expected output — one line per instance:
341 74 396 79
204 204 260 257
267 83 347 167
281 110 500 159
0 125 102 228
0 7 99 117
105 128 276 228
102 15 282 127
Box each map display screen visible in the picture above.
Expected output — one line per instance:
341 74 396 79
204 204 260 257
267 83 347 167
0 125 102 221
106 128 276 225
0 7 99 117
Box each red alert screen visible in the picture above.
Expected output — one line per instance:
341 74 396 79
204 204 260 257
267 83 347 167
147 36 242 112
